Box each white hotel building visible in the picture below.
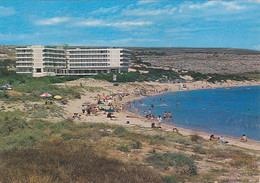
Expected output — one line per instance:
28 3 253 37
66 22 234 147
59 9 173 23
16 46 130 77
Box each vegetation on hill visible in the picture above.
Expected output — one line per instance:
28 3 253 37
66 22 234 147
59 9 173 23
0 68 82 101
130 47 260 74
184 71 250 82
88 69 251 83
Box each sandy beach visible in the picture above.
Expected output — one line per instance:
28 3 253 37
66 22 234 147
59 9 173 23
60 78 260 151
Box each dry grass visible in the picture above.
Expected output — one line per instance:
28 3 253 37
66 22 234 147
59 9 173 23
0 139 164 183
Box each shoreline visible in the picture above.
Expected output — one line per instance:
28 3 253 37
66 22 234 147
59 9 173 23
128 85 260 142
61 79 260 151
125 84 260 150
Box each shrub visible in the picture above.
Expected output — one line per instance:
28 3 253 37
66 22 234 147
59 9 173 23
0 111 29 135
113 126 127 135
190 134 203 143
174 137 191 146
193 145 206 154
131 140 142 149
117 144 131 152
0 131 43 150
163 176 179 183
61 132 75 140
146 151 197 175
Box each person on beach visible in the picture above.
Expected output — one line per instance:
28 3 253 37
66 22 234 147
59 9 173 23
87 107 91 116
218 136 228 143
168 112 173 122
163 111 167 122
81 105 85 114
157 115 162 128
172 128 178 133
210 134 217 141
241 134 247 142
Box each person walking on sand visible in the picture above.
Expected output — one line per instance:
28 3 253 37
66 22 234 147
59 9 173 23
163 111 167 123
241 134 247 142
157 115 162 128
81 105 85 114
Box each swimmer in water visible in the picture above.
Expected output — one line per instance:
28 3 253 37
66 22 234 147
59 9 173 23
148 109 152 115
163 101 165 104
144 108 147 113
139 100 142 104
175 102 179 107
151 104 154 109
168 112 173 122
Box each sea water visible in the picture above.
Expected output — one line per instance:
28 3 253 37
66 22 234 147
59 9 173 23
130 86 260 141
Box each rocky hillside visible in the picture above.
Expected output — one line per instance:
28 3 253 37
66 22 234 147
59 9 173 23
130 47 260 74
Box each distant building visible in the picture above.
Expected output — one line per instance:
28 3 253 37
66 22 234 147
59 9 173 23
16 46 66 77
16 46 130 77
0 53 7 57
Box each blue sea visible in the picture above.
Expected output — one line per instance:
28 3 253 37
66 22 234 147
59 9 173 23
130 86 260 141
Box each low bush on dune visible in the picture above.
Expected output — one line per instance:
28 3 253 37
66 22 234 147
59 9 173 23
0 140 164 183
146 151 197 175
0 69 82 101
163 176 179 183
0 130 44 150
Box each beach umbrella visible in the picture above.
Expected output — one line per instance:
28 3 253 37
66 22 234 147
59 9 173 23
40 93 52 97
106 100 113 103
98 103 106 107
105 108 115 113
54 95 62 99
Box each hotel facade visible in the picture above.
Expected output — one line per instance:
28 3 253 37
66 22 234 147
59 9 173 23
16 46 130 77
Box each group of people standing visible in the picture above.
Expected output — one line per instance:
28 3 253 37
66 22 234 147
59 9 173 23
148 111 174 128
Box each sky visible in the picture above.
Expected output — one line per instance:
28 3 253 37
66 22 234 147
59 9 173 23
0 0 260 50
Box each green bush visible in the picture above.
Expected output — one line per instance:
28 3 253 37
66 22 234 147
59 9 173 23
117 144 131 152
0 91 9 100
163 176 179 183
146 151 197 175
113 126 127 135
61 133 75 140
0 111 29 135
193 145 206 154
131 140 142 149
190 134 203 143
174 137 191 146
0 131 43 150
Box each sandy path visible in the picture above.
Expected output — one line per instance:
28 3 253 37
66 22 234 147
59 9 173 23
62 79 260 151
